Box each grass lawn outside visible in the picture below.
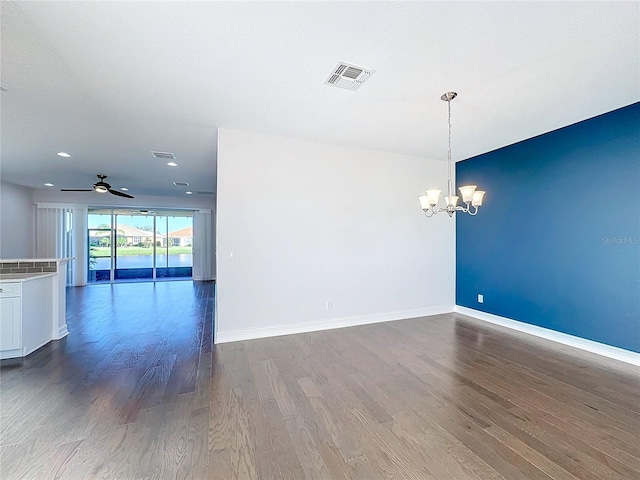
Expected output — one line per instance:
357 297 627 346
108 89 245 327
91 246 193 256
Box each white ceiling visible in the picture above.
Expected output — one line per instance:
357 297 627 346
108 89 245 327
1 1 638 198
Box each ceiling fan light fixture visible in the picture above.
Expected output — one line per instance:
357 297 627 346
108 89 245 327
60 174 134 199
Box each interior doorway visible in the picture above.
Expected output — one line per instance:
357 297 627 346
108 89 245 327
88 208 194 283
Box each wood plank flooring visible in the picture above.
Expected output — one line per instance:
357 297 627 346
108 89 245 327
1 280 639 479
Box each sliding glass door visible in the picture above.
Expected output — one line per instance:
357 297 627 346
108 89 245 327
155 215 194 278
88 208 193 283
114 212 154 280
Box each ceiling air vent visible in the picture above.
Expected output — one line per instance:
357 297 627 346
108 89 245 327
173 181 190 186
196 191 214 195
151 151 176 160
324 62 375 91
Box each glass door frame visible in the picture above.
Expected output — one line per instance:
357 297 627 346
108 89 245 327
87 210 115 283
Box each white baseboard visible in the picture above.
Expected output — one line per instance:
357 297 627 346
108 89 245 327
0 348 23 360
24 338 53 357
52 325 70 340
1 340 51 359
215 305 454 344
192 273 215 282
455 306 640 366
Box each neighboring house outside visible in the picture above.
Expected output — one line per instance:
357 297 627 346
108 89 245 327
90 224 165 247
166 226 193 247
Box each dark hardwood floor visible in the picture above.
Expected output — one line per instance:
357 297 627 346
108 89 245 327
1 281 639 479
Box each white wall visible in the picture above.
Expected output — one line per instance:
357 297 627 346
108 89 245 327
0 181 34 258
216 129 455 342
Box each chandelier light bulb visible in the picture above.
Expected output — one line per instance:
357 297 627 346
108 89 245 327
425 189 441 206
458 185 477 203
472 190 485 206
444 195 459 208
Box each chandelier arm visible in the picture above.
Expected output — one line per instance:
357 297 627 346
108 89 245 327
465 205 479 216
449 203 482 215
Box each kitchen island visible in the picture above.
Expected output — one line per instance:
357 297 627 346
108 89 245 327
0 258 71 359
0 273 55 359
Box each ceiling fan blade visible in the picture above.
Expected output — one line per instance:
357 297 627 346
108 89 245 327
60 189 93 192
108 188 134 199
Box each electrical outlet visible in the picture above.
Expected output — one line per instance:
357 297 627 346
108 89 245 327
326 300 332 310
477 294 484 303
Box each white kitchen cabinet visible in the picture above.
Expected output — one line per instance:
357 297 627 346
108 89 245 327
0 275 54 359
0 286 22 351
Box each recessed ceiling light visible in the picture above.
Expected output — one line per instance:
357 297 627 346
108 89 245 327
44 182 54 187
167 162 178 167
185 191 193 195
57 152 71 158
120 187 129 191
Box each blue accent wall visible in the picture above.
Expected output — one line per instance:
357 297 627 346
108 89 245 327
456 103 640 353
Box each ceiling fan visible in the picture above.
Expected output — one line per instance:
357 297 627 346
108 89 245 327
61 174 134 199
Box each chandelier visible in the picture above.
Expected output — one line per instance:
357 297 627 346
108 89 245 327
419 92 485 217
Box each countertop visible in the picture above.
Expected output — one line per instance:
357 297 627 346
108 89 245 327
0 273 57 283
0 258 75 263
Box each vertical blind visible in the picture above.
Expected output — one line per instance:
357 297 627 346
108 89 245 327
35 204 87 286
193 209 214 281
